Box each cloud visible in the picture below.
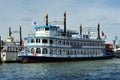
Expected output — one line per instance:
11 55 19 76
22 17 33 22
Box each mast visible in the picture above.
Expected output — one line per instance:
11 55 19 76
0 35 2 62
97 23 101 40
9 27 12 36
20 26 22 46
46 14 48 26
64 11 66 36
80 24 82 39
0 35 1 48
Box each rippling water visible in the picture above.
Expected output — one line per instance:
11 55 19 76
0 58 120 80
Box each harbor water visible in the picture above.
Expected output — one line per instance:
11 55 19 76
0 58 120 80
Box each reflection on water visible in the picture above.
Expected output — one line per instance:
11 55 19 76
0 58 120 80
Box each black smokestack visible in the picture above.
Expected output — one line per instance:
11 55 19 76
0 35 1 48
0 35 2 59
9 27 12 36
97 23 101 39
80 24 82 38
64 11 66 36
20 26 22 46
46 14 48 26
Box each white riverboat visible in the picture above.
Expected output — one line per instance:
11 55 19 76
1 27 22 62
18 12 114 62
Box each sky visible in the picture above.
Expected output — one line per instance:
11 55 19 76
0 0 120 43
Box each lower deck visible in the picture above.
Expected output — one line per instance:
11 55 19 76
18 53 114 63
23 47 105 57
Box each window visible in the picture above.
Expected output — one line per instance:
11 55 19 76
36 29 40 31
25 48 27 52
63 49 65 54
54 49 57 54
58 40 61 45
55 40 57 44
40 28 44 31
66 41 69 45
27 48 30 53
43 48 47 54
50 39 53 44
78 50 80 55
63 41 65 45
42 39 48 43
27 39 30 43
50 28 53 31
31 48 35 53
50 49 54 54
74 42 76 46
84 42 86 46
31 39 34 43
36 48 41 54
36 39 40 43
45 28 49 31
58 49 62 54
74 50 76 55
66 50 69 55
70 50 73 55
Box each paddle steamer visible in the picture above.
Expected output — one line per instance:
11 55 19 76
18 12 114 62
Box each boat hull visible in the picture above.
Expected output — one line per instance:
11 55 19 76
18 52 114 63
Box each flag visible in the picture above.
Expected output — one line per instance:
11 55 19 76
32 22 37 26
102 31 104 37
101 31 107 40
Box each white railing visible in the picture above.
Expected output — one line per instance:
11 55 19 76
82 46 105 48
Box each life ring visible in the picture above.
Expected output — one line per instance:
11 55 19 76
33 52 37 56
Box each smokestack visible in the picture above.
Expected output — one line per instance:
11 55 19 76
0 35 2 62
64 11 66 36
20 26 22 46
46 14 48 26
97 23 101 40
80 24 82 39
0 35 1 48
9 27 12 36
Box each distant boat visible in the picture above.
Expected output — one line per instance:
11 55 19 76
0 36 3 51
1 36 22 62
114 48 120 58
18 12 114 63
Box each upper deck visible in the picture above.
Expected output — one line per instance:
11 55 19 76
24 11 104 47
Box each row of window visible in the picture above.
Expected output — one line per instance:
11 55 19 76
25 48 47 54
28 39 53 44
36 28 56 31
25 38 104 47
7 47 21 51
25 48 104 55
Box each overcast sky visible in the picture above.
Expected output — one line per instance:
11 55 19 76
0 0 120 43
